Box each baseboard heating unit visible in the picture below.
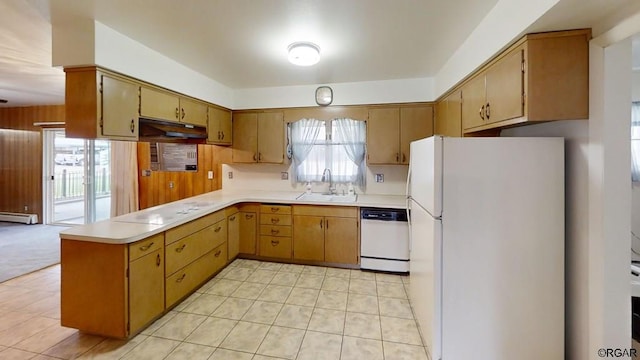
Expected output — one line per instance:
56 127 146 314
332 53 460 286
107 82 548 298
0 212 38 224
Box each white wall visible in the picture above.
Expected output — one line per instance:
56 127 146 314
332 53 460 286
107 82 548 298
221 163 408 196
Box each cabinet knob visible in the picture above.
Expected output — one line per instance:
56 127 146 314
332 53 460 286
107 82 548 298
229 215 236 221
271 240 280 246
175 244 186 253
271 228 280 235
156 254 161 267
253 153 257 161
214 250 222 257
271 217 280 224
175 107 179 119
176 273 186 283
221 131 225 140
214 226 222 233
402 153 406 163
320 219 323 228
245 214 254 219
479 105 485 120
485 103 491 120
270 207 280 212
139 242 154 251
218 131 221 140
259 153 263 161
395 153 399 163
325 219 329 229
181 108 186 120
130 119 135 133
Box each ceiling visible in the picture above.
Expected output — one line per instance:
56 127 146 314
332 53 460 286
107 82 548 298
0 0 638 108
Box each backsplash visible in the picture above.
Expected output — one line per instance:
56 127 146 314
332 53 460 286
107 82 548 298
221 163 408 196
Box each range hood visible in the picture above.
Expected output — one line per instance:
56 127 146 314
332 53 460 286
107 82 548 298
138 118 207 143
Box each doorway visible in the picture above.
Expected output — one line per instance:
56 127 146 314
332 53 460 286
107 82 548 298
43 129 111 225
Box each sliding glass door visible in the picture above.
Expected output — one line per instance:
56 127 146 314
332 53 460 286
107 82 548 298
43 129 111 225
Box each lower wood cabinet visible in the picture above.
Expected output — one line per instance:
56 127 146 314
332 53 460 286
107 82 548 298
292 205 359 265
239 203 259 255
259 205 292 259
227 206 240 260
61 232 165 338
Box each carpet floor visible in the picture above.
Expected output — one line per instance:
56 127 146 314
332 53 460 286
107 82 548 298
0 222 69 283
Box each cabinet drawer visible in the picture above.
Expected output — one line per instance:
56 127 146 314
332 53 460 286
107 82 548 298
260 214 292 226
129 233 164 262
166 211 225 245
166 243 227 308
259 225 292 237
293 205 358 218
260 205 291 215
259 236 292 259
165 219 226 275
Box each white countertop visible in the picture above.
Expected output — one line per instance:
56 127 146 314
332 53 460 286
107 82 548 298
60 189 407 244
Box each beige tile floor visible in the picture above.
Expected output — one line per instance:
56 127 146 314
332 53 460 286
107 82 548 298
0 259 428 359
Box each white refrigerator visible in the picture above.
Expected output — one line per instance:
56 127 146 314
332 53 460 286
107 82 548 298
407 136 564 360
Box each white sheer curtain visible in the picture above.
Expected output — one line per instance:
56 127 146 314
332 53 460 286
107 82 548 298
332 118 366 186
110 141 139 217
633 102 640 182
289 117 366 186
289 118 324 182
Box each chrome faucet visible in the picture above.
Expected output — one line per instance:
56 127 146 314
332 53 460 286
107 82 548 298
321 168 335 194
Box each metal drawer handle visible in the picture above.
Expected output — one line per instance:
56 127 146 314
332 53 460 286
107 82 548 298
253 153 257 161
271 229 280 235
139 242 154 251
485 103 490 120
326 219 329 229
245 214 254 219
214 226 222 232
175 107 179 119
175 244 186 253
320 219 323 228
130 119 135 133
218 131 221 140
271 218 280 224
480 105 485 120
156 254 161 267
181 108 186 119
215 250 222 257
271 207 280 212
229 215 236 221
271 240 280 246
221 131 225 140
402 153 406 163
176 274 186 283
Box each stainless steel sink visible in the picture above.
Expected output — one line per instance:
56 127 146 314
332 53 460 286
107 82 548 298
296 192 358 203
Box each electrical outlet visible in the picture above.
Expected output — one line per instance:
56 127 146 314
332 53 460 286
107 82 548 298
169 181 174 189
228 171 233 179
24 205 28 212
207 171 214 180
281 172 289 180
141 169 151 177
375 174 384 183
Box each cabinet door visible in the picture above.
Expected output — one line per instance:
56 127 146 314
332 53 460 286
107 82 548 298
232 112 259 163
208 107 232 145
400 106 433 164
101 75 139 139
293 215 325 261
367 107 400 164
485 48 524 124
239 211 257 254
444 90 462 137
257 112 285 163
228 212 240 260
324 217 359 264
129 249 164 334
259 236 292 259
461 75 487 130
180 98 208 126
140 87 180 122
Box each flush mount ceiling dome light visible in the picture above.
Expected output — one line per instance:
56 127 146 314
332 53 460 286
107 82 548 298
288 42 320 66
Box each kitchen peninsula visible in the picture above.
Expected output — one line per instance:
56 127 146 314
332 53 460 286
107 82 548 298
60 189 405 338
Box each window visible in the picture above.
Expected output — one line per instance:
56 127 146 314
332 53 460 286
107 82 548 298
289 118 366 186
633 102 640 182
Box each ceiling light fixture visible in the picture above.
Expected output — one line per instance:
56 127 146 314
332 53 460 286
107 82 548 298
288 42 320 66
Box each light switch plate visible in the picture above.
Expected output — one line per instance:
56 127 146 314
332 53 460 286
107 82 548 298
207 171 214 180
228 171 233 179
375 174 384 183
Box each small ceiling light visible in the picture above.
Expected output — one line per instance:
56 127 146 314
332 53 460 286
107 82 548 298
288 42 320 66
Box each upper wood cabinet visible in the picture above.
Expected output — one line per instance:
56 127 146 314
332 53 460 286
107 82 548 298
140 87 208 127
65 67 139 140
460 29 590 134
232 111 285 163
367 104 434 165
435 90 462 137
208 106 232 145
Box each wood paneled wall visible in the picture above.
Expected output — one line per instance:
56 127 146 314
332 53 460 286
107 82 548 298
137 143 231 209
0 105 65 222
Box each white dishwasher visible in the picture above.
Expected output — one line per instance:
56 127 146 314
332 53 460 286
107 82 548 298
360 207 410 273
